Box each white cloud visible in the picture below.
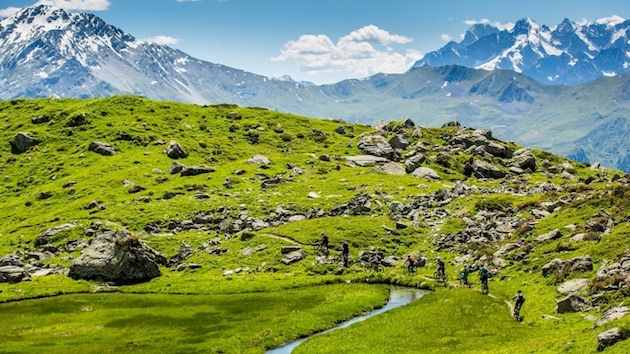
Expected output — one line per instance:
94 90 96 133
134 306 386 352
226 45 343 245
141 35 182 45
440 34 453 42
34 0 111 11
0 6 21 17
464 18 514 31
272 25 422 77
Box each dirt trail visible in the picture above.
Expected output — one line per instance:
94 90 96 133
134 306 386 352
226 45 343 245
259 233 302 245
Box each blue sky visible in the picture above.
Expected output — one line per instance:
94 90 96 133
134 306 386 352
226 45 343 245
1 0 630 84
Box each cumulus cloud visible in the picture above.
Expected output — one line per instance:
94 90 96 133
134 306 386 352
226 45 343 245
141 36 182 45
34 0 111 11
440 34 453 42
464 18 514 31
0 6 21 17
272 25 422 76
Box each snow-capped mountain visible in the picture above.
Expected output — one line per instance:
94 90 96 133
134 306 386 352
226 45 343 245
272 75 315 87
0 5 296 103
413 16 630 85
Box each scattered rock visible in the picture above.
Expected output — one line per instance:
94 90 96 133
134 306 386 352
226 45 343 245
181 166 213 177
357 135 394 159
176 263 201 271
557 278 590 294
388 134 409 150
35 222 77 245
411 167 440 180
63 181 77 188
465 160 506 179
512 148 537 171
556 294 589 313
377 162 406 175
494 243 520 257
169 243 194 266
404 154 426 173
0 266 25 283
345 155 389 167
128 185 146 194
169 161 186 174
281 250 307 265
308 192 321 199
535 229 563 242
165 140 188 159
31 115 50 124
10 132 38 153
597 328 629 351
596 307 630 327
85 200 101 210
89 141 116 156
68 230 166 282
248 154 271 165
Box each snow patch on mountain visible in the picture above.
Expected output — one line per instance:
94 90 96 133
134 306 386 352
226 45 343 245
414 15 630 85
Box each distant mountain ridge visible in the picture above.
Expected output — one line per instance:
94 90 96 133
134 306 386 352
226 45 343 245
3 5 630 172
414 16 630 85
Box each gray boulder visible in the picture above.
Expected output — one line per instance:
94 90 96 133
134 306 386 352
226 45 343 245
165 140 188 159
381 256 398 267
403 118 415 128
411 167 440 180
535 229 563 242
281 250 307 265
596 307 630 327
494 243 520 257
512 148 537 171
89 141 116 156
345 155 388 167
357 135 394 159
181 166 213 177
377 162 406 175
10 132 38 153
68 230 166 282
248 154 271 165
0 266 26 283
556 294 589 313
169 243 194 266
0 255 23 267
404 154 426 173
597 328 628 351
176 263 202 271
389 134 409 150
169 161 186 174
557 278 590 294
466 160 506 179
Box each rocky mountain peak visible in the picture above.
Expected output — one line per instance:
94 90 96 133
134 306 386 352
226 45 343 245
413 15 630 85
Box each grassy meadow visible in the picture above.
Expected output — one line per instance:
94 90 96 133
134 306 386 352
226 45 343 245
0 96 629 353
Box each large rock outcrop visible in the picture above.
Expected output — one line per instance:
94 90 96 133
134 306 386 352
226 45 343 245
68 230 166 282
357 135 394 159
10 132 38 153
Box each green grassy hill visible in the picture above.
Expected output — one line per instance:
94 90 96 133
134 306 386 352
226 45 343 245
1 96 630 353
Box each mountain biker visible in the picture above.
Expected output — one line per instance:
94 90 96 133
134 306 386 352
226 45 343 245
512 290 526 320
436 257 445 276
479 264 489 293
404 255 416 273
459 266 470 287
341 241 349 267
320 232 329 250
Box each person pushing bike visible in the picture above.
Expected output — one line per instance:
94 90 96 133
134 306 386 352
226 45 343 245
479 264 489 294
512 290 526 321
341 241 350 267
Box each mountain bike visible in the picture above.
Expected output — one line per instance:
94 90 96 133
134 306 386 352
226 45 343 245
480 278 489 294
434 268 448 283
404 264 417 275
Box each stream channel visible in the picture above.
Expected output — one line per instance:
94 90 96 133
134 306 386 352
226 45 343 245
266 286 429 354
